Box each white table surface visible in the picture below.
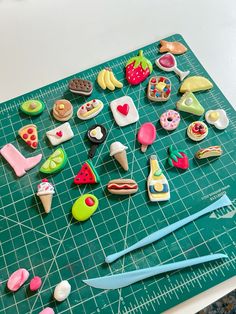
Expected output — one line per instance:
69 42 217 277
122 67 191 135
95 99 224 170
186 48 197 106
0 0 235 312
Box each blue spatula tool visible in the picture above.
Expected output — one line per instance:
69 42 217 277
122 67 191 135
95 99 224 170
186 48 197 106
105 194 231 263
83 253 228 289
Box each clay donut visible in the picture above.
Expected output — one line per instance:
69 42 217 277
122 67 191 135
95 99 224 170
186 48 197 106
160 110 180 131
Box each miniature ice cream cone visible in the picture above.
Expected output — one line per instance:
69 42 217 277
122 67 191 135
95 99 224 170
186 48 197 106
37 179 55 213
110 142 128 171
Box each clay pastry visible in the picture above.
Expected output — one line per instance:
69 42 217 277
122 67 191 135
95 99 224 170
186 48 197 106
159 40 187 55
68 78 93 95
53 99 73 121
176 92 205 116
187 121 208 141
147 76 171 102
180 76 213 93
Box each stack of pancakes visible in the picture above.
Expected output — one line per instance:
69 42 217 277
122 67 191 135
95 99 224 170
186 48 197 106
53 100 73 121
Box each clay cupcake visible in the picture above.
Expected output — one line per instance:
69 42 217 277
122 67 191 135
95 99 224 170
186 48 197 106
53 99 73 121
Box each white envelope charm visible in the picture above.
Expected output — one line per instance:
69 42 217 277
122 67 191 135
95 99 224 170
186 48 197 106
46 122 74 146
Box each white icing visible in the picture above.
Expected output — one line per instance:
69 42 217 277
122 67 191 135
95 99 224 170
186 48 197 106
37 181 54 196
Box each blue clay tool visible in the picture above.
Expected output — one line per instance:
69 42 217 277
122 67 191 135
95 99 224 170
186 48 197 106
105 194 231 263
83 253 228 289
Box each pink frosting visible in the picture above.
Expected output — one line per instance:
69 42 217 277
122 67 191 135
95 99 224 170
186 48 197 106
160 110 180 131
7 268 29 291
39 307 55 314
29 276 42 291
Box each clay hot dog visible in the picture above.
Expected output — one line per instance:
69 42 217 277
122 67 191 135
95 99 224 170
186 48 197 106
107 179 138 195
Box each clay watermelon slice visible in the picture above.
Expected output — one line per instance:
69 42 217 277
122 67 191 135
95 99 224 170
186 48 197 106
74 160 100 185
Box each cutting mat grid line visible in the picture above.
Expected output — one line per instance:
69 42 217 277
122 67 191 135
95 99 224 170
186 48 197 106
0 34 235 314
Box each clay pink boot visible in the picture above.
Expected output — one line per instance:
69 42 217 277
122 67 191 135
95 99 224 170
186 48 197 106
0 143 42 177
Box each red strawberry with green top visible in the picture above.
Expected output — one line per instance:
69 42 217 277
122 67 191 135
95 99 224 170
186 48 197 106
168 146 189 170
126 50 153 85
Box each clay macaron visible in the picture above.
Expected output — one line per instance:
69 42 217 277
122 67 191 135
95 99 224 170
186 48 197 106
53 99 73 121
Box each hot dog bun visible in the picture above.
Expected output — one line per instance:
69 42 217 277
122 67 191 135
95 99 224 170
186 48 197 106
107 179 138 195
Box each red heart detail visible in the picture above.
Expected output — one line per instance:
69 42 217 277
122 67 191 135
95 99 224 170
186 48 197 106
117 104 129 116
56 131 63 137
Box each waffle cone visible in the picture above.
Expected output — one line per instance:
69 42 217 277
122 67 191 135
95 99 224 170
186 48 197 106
114 150 128 171
39 194 53 213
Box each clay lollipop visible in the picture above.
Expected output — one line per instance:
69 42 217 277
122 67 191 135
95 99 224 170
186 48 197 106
37 179 55 213
137 123 156 152
110 142 128 171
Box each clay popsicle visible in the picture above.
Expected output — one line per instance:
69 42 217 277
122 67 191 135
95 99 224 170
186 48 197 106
137 123 156 152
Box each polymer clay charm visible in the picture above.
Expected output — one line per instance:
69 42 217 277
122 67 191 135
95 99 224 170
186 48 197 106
180 76 213 93
46 122 74 146
147 76 171 102
137 123 156 152
20 99 45 116
52 99 73 122
7 268 29 292
0 143 42 177
155 53 190 81
110 142 128 171
160 110 180 131
74 160 100 185
87 124 107 158
97 68 123 90
40 148 67 174
77 99 104 120
159 40 187 55
18 124 38 149
39 308 55 314
125 50 153 85
29 276 42 291
68 78 93 95
37 179 55 213
195 146 223 159
110 96 139 127
147 155 170 202
205 109 229 130
54 280 71 302
107 179 138 195
176 92 205 116
167 146 189 170
72 194 99 221
187 121 208 141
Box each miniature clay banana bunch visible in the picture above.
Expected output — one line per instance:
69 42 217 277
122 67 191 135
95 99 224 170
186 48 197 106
97 68 123 91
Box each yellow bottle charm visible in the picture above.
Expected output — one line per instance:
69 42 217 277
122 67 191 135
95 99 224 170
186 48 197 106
147 155 170 201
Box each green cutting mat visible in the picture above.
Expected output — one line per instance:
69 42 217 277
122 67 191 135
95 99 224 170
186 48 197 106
0 34 236 314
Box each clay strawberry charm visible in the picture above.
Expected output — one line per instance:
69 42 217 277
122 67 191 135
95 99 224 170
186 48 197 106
125 50 153 85
167 146 189 170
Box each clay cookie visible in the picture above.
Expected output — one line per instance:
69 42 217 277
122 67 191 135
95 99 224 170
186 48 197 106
53 99 73 121
110 96 139 127
68 78 93 95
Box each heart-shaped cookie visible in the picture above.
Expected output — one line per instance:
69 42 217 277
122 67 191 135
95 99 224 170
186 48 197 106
117 104 129 116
